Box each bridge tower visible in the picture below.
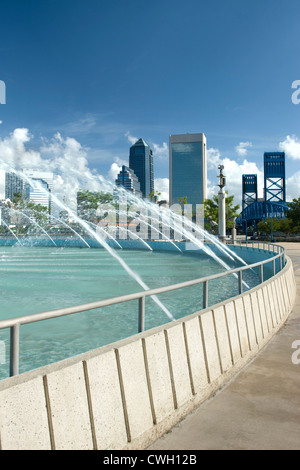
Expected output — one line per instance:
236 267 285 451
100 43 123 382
264 152 286 203
242 174 257 211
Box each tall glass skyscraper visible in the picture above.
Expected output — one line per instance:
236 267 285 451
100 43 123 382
129 138 154 198
169 133 207 206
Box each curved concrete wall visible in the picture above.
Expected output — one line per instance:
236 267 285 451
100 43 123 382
0 256 296 450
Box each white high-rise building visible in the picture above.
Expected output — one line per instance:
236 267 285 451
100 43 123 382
22 169 54 212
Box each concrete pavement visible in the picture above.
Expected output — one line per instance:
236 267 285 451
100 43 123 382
148 243 300 450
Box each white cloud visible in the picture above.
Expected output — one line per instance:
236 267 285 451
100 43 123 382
286 171 300 200
206 146 263 206
0 120 2 125
151 141 168 160
0 128 42 170
60 114 98 135
222 158 263 203
279 135 300 160
107 157 128 182
206 179 215 199
235 141 252 157
154 177 169 201
207 147 222 170
125 131 138 146
0 128 113 210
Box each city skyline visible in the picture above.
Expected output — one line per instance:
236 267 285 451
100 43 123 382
0 0 299 207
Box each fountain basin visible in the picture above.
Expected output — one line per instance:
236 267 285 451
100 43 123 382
0 244 295 450
0 242 275 379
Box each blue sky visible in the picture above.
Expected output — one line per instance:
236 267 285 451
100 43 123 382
0 0 300 204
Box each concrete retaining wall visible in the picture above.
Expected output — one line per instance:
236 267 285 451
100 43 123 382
0 256 296 450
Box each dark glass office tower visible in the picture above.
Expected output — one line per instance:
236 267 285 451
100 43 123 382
169 133 207 206
129 138 154 198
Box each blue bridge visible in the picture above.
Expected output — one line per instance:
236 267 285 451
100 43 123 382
237 152 289 229
236 200 289 227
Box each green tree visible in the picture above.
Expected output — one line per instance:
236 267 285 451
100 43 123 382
12 192 24 205
176 196 188 216
12 193 49 234
178 196 188 206
277 218 293 234
257 218 279 235
204 193 240 234
257 217 295 236
287 197 300 229
256 198 300 236
77 190 114 220
148 190 161 203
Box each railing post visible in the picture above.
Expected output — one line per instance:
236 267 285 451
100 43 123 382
10 323 20 377
272 259 276 276
203 280 208 309
138 296 145 333
238 270 243 295
279 254 282 271
259 263 264 284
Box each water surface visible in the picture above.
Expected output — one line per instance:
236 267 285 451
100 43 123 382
0 246 258 378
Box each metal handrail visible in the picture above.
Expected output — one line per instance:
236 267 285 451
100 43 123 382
0 241 285 377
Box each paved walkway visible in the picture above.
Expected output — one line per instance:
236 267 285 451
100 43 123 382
149 243 300 450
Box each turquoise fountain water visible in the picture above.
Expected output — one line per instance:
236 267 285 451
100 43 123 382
0 245 260 379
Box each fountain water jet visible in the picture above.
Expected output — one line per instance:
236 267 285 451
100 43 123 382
101 206 182 253
116 189 250 289
24 175 176 322
9 207 57 247
0 165 175 322
1 218 22 245
29 211 92 249
58 201 176 322
0 160 252 323
115 185 245 267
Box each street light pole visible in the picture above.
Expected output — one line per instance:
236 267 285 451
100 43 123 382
271 214 274 242
217 165 226 244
